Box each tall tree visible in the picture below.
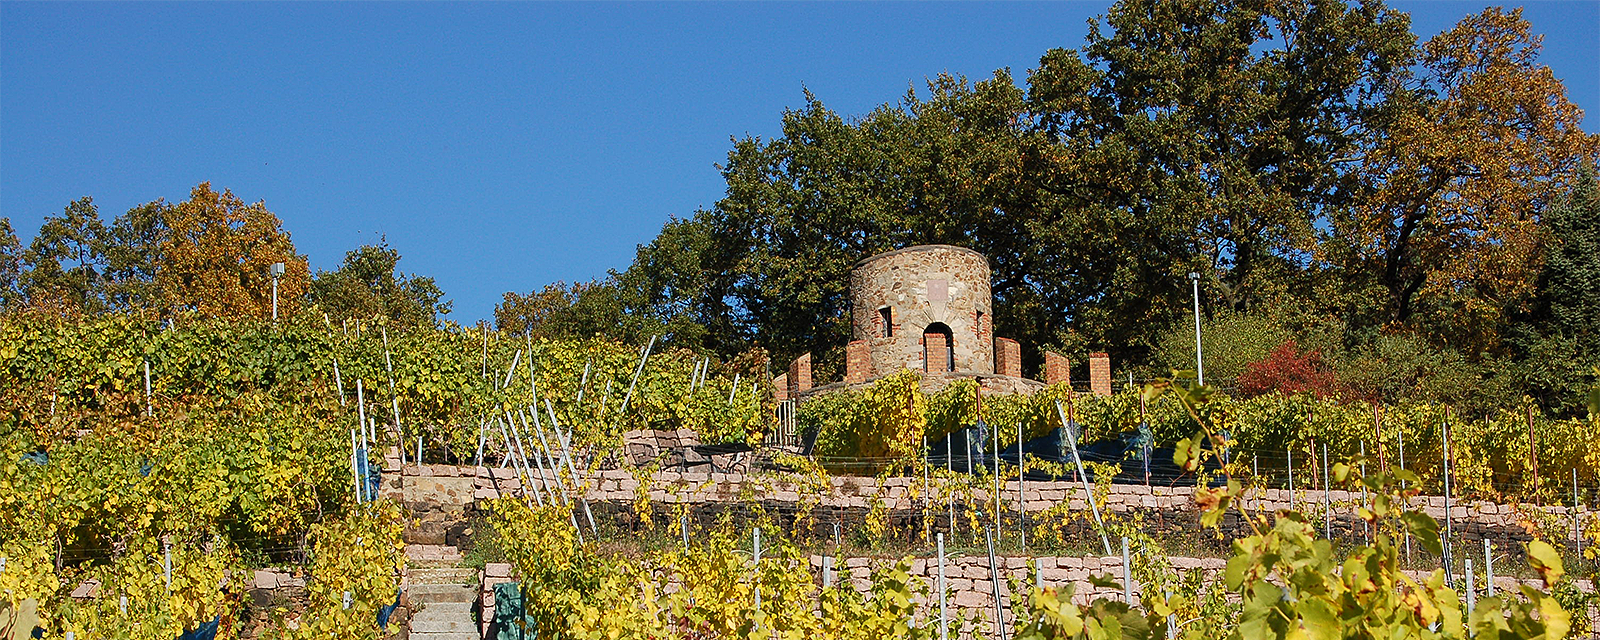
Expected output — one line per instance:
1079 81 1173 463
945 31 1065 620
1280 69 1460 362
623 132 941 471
1029 0 1416 317
0 219 22 310
157 183 310 320
20 197 108 312
1538 166 1600 342
1513 165 1600 411
310 240 450 327
101 201 167 312
1327 8 1598 353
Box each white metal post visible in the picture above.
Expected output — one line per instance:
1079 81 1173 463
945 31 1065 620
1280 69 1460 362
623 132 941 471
753 527 762 612
1017 422 1025 549
1322 443 1331 539
985 526 1006 640
1055 400 1113 556
270 262 283 321
1485 539 1495 597
938 532 948 640
1189 272 1204 386
1122 536 1132 604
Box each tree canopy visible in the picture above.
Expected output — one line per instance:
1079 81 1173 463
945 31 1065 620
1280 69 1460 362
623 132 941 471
310 240 450 328
605 1 1598 409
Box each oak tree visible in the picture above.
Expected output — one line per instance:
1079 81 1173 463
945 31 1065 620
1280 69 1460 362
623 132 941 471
156 183 310 320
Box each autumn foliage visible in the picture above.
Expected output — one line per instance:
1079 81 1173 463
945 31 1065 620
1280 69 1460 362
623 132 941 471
1236 340 1342 399
158 183 310 320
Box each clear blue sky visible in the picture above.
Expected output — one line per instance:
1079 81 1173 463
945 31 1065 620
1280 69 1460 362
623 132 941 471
4 1 1596 323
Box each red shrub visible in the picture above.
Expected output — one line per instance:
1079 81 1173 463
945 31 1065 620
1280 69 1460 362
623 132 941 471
1236 340 1341 399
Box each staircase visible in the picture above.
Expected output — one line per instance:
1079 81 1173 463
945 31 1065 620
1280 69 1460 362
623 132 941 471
406 566 480 640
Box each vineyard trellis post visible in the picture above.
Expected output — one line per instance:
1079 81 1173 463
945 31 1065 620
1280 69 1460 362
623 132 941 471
357 379 368 459
937 532 948 640
1574 468 1583 569
1400 427 1411 563
1164 588 1177 637
333 359 345 407
382 326 402 464
1484 539 1495 597
1465 555 1475 616
546 399 598 537
577 356 592 405
1529 406 1539 501
1121 536 1131 605
1360 441 1370 542
474 420 486 467
947 436 956 538
985 526 1006 640
1442 412 1455 584
1017 422 1025 549
350 429 361 503
992 430 1001 539
752 527 762 613
143 360 152 418
924 437 931 544
1374 405 1386 471
1287 446 1294 510
1055 400 1112 556
617 335 656 421
1322 442 1331 540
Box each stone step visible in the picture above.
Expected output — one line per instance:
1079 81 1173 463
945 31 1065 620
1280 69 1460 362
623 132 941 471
407 633 479 640
406 544 465 567
411 602 473 617
409 567 479 584
409 617 474 634
409 583 476 604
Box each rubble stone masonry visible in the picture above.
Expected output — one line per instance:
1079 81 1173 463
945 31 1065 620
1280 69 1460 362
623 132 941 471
850 245 993 378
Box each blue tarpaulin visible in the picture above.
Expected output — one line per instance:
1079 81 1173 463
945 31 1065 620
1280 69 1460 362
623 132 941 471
376 588 402 629
177 615 219 640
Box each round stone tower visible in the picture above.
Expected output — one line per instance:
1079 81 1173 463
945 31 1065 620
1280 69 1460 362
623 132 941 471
849 245 993 378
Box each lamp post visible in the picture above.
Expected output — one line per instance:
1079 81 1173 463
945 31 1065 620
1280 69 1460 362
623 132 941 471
270 262 285 321
1189 272 1204 386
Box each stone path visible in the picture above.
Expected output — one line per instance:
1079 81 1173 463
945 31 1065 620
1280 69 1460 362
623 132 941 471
407 564 480 640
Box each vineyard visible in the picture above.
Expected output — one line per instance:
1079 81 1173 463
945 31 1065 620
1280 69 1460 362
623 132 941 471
2 311 1599 638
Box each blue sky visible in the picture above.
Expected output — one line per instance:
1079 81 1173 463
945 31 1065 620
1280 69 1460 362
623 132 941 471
3 1 1596 323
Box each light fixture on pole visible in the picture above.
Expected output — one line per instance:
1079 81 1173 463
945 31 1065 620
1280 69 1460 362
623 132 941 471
1189 272 1204 386
270 262 285 321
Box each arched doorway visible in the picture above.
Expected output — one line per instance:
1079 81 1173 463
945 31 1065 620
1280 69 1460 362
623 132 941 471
923 323 954 373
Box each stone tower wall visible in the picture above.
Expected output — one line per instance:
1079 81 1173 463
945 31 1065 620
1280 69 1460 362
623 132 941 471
849 245 994 377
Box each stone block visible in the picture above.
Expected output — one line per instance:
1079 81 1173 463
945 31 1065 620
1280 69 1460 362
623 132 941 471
404 476 475 506
254 570 281 590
